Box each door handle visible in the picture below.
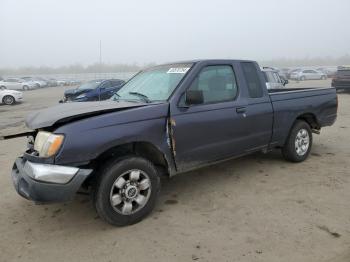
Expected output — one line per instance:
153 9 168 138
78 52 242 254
236 107 246 114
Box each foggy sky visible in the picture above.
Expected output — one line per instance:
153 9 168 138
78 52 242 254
1 0 349 67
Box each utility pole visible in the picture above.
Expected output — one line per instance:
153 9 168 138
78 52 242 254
99 40 102 65
99 40 102 78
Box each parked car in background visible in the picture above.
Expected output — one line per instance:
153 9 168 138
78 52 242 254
61 79 125 102
286 68 301 79
0 78 37 90
34 77 58 87
57 79 68 86
0 89 23 105
68 79 82 86
290 69 327 81
21 77 48 88
332 66 350 92
44 78 58 87
277 68 290 79
262 68 288 89
317 67 337 78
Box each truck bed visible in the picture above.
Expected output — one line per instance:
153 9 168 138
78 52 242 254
267 87 337 147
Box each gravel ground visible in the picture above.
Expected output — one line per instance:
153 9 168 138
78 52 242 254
0 80 350 262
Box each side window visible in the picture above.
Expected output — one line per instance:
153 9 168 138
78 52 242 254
241 62 264 98
188 65 238 104
101 81 111 88
272 72 281 83
265 71 278 83
112 80 124 86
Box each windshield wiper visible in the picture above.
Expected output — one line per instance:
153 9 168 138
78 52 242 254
128 92 151 103
112 93 120 101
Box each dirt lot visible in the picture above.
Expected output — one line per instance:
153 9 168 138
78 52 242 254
0 80 349 262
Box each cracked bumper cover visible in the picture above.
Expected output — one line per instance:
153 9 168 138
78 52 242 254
11 157 92 203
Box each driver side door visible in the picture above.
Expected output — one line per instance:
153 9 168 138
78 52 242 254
170 64 249 172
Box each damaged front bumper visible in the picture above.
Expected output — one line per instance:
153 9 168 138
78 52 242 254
11 157 92 203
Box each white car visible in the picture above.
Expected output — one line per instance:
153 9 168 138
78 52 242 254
0 78 37 90
0 89 23 105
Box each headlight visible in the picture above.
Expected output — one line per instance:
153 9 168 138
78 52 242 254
76 94 87 99
34 131 64 157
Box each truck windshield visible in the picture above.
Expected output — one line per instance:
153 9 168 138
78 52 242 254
113 63 193 102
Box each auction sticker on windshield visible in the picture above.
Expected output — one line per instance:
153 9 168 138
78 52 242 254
167 68 190 74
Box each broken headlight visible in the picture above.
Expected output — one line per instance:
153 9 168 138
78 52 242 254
34 131 64 157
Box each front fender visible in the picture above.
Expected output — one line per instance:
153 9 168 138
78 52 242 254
53 103 173 170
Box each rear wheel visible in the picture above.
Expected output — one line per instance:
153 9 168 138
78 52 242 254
2 95 15 105
282 120 312 162
300 76 306 81
93 156 160 226
321 75 327 80
22 85 29 91
0 86 6 90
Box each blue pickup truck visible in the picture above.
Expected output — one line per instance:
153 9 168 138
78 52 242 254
9 60 337 226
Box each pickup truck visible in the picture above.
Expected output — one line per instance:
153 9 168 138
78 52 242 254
8 59 337 226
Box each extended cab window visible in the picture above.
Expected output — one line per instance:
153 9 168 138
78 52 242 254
272 72 281 83
188 65 238 104
241 62 263 98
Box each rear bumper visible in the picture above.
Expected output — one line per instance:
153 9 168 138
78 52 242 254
11 157 92 203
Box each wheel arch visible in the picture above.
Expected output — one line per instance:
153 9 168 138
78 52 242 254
91 141 171 177
295 113 320 130
2 94 15 105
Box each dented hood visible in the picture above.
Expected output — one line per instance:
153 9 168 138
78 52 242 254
25 100 147 129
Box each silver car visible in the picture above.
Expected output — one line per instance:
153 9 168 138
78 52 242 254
290 69 327 81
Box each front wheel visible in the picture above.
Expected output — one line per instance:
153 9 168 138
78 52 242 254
93 156 160 226
282 120 313 162
300 76 306 81
2 95 15 105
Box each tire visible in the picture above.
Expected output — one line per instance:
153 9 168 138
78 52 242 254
300 76 306 81
23 85 29 91
282 120 313 162
321 75 326 80
2 95 15 105
0 86 6 90
93 156 160 226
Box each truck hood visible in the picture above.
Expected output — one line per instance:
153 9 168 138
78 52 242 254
25 100 148 129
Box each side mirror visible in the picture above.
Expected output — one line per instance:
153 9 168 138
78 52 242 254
185 90 204 105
